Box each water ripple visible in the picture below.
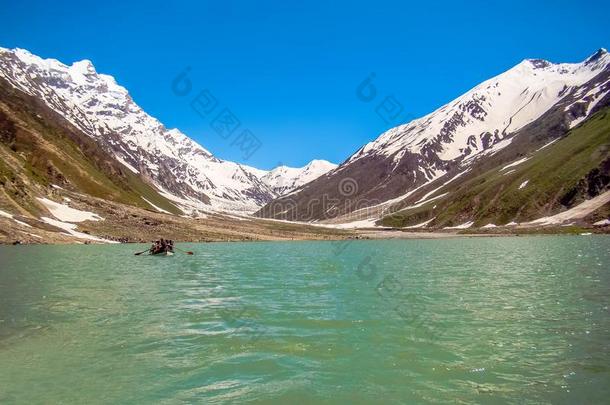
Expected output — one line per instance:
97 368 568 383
0 237 609 403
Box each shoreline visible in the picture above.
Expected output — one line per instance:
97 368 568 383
2 190 608 246
2 226 608 246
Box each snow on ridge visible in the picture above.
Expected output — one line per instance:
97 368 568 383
240 164 269 179
2 46 608 217
0 47 275 213
345 48 610 169
0 46 338 213
261 159 337 196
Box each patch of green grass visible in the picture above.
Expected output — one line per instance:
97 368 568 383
0 156 15 183
121 170 182 214
0 82 183 216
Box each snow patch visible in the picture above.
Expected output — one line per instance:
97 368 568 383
141 197 172 214
501 157 530 171
221 214 248 221
1 209 31 227
535 138 559 152
40 216 116 243
37 197 103 222
317 218 380 229
13 219 31 228
569 88 610 128
444 221 474 229
524 190 610 226
407 192 449 210
518 180 529 189
413 170 468 205
405 217 436 228
115 155 139 174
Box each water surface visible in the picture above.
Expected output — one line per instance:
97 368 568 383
1 237 609 403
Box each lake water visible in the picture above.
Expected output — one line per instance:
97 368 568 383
0 237 609 404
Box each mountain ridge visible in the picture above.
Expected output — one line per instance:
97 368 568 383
260 159 337 196
0 46 333 214
1 45 608 230
257 48 610 226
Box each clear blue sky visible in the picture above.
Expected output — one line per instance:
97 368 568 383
1 0 608 169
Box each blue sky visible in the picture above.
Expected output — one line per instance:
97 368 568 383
1 0 608 169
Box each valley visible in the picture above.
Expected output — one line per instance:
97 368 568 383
1 46 609 244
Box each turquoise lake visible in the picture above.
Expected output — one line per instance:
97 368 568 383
0 236 609 404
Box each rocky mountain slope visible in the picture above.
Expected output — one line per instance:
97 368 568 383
380 107 610 229
257 49 610 226
0 47 332 214
0 72 180 230
0 73 350 244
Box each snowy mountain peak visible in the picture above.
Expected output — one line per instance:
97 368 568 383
258 48 610 223
12 47 49 65
584 48 609 65
526 59 552 69
70 59 96 75
519 49 609 73
0 46 334 214
348 48 610 168
261 160 337 196
305 159 337 170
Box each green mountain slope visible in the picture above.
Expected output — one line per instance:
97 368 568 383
0 78 182 216
381 108 610 227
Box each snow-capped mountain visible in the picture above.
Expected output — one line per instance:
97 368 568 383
260 160 337 196
350 48 610 174
258 49 610 222
0 47 332 214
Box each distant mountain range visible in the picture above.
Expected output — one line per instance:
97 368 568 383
1 46 608 231
257 49 610 227
0 47 335 215
261 160 337 196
